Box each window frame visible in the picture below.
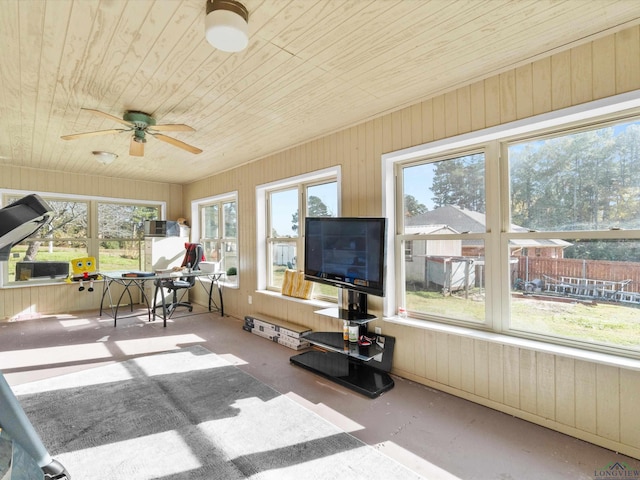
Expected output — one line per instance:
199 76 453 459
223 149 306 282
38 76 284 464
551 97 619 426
192 192 238 286
500 120 640 352
0 189 164 287
256 167 340 298
383 90 640 359
266 185 300 293
395 147 492 327
96 200 162 272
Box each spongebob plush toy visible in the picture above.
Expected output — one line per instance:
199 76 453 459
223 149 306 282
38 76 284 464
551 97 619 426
68 256 100 292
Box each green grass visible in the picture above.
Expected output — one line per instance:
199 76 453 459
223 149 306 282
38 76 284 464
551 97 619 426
406 289 486 323
99 252 141 271
8 246 140 279
406 289 640 350
509 294 640 348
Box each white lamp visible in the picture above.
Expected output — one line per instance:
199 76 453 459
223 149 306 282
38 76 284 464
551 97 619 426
92 151 117 165
205 0 249 52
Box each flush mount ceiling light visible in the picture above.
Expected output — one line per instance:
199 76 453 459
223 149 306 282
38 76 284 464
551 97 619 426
92 151 118 165
205 0 249 52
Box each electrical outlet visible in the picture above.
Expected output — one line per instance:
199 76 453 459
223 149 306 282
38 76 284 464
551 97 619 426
374 326 382 335
248 295 252 305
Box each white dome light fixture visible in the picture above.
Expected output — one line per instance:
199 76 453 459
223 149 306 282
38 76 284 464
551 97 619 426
205 0 249 53
92 151 118 165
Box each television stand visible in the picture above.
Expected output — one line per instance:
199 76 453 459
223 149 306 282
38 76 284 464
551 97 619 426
290 307 395 398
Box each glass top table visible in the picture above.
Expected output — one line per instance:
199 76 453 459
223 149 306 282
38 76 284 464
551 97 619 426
99 270 224 327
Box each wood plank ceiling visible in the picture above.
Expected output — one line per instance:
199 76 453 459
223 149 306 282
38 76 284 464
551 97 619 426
1 0 639 184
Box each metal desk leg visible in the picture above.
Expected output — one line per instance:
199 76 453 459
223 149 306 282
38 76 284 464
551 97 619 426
112 279 136 327
99 278 111 316
152 281 169 327
137 279 152 322
161 283 168 327
152 282 158 322
124 280 134 313
113 285 126 327
207 275 224 316
217 282 224 316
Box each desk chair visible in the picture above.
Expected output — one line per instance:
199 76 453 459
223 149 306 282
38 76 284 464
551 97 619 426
154 243 204 317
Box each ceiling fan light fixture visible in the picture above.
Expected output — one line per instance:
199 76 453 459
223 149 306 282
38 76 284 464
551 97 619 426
92 151 117 165
205 0 249 52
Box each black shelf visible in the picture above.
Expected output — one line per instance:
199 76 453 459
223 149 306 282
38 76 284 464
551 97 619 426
290 301 395 398
290 350 394 398
291 329 395 398
314 307 375 324
302 332 384 361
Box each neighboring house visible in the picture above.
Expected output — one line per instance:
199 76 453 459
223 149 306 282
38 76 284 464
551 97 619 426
405 205 571 258
404 225 467 290
404 205 571 290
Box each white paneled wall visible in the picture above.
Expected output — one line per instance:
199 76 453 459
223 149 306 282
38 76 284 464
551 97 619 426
184 26 640 459
3 26 640 459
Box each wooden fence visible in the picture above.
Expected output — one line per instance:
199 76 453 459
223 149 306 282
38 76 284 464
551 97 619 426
514 257 640 291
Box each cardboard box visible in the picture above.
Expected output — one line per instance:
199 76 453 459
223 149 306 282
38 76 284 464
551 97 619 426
244 314 311 339
244 314 312 351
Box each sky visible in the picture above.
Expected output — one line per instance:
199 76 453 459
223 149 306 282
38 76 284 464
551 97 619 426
403 163 436 210
271 183 338 237
271 119 640 234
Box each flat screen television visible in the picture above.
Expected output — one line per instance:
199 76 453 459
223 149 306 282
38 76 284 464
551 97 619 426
304 217 386 298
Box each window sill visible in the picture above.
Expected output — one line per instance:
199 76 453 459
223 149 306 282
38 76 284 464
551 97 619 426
1 279 95 289
384 315 640 371
256 289 336 309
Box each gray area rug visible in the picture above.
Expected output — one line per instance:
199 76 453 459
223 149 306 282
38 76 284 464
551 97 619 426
13 346 424 479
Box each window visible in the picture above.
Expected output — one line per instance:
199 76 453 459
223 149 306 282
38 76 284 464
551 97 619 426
256 167 340 300
405 240 413 262
268 188 299 289
398 152 487 324
4 197 89 283
268 181 338 297
386 92 640 358
198 195 238 283
98 202 159 271
1 191 161 286
506 119 640 352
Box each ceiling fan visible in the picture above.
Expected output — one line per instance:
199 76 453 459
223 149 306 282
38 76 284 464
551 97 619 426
61 108 202 157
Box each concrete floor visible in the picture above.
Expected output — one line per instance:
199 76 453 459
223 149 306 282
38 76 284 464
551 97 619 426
1 306 638 480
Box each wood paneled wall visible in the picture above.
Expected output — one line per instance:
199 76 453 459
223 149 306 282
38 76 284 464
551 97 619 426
2 26 640 458
185 26 640 459
0 165 183 319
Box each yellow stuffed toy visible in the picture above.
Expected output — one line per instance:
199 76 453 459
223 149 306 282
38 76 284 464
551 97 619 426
68 256 100 292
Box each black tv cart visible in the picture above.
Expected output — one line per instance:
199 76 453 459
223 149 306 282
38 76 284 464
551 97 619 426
290 307 395 398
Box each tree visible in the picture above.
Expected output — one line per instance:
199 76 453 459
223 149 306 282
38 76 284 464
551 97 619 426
20 200 88 261
98 204 157 241
223 201 237 237
291 195 332 232
508 126 634 231
404 195 427 217
431 153 485 212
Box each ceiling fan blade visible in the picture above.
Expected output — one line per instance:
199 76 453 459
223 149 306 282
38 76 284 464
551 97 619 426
151 133 202 154
61 129 126 140
129 137 145 157
149 124 195 132
82 108 134 127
